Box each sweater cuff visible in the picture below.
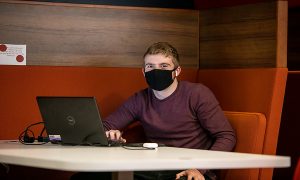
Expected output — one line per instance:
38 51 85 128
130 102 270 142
198 169 207 175
198 170 217 180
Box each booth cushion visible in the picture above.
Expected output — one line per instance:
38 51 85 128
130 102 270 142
0 66 198 140
221 111 266 180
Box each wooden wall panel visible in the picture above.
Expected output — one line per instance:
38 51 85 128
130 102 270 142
195 0 300 9
276 1 288 68
0 1 199 67
199 1 287 68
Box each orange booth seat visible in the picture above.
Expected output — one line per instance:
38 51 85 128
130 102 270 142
198 68 288 180
221 111 266 180
0 66 287 180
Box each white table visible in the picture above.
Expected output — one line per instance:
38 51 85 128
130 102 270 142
0 140 290 172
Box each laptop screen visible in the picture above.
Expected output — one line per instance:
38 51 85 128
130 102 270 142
36 96 109 146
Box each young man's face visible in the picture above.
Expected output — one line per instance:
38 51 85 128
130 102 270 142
144 54 175 72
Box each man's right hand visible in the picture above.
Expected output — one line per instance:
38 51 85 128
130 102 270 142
105 130 126 143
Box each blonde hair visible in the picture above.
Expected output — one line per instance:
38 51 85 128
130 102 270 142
143 42 180 67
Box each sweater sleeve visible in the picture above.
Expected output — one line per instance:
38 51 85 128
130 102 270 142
103 93 140 131
193 85 236 152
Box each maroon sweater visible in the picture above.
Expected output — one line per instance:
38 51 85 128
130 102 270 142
103 81 236 151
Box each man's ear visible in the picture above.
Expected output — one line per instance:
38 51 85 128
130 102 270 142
175 66 181 77
142 68 145 77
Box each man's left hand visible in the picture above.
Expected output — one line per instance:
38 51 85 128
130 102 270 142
175 169 205 180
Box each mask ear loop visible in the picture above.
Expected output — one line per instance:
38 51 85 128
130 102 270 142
173 67 179 77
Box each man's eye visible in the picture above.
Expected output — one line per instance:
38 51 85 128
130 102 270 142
145 65 152 68
161 64 169 68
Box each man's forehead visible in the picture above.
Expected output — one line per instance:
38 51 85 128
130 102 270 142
144 54 173 64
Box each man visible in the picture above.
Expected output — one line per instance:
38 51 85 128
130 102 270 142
103 42 236 180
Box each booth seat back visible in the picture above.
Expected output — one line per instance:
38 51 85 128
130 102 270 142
198 68 288 180
123 111 267 180
0 66 198 140
221 111 266 180
0 66 286 180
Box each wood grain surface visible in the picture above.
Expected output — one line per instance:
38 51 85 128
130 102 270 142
0 1 199 67
199 1 287 68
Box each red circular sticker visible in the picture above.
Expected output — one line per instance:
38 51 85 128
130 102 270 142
0 44 7 52
16 55 24 62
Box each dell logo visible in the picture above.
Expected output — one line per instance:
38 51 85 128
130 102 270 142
66 115 76 126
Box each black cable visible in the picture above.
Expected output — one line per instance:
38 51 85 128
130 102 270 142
40 126 46 137
121 143 158 150
121 145 156 150
18 122 48 145
18 129 34 144
26 122 44 131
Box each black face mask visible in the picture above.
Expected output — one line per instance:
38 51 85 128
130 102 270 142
145 68 176 91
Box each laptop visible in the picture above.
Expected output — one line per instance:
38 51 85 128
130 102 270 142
36 96 110 146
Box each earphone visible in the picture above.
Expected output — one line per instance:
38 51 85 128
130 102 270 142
23 129 35 143
143 143 158 149
19 122 49 144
